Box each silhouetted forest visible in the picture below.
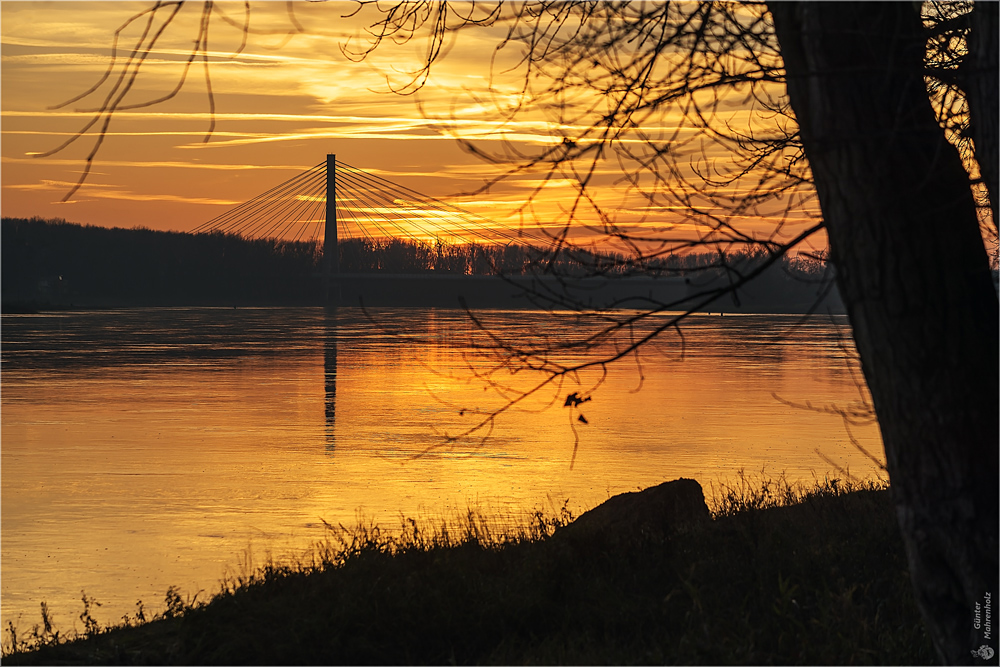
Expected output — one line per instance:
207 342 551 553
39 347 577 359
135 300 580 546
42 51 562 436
2 217 322 308
2 217 841 310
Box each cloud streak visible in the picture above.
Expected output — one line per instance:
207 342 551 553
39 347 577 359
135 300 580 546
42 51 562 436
5 180 240 206
2 156 313 171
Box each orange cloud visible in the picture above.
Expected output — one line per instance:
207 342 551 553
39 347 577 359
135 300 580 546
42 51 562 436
5 179 240 206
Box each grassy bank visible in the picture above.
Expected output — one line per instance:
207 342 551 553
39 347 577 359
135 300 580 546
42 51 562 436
3 476 934 665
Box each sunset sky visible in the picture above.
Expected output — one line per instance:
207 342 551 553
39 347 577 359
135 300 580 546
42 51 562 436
2 1 824 249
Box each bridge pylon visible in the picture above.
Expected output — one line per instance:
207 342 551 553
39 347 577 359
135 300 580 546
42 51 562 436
324 153 339 304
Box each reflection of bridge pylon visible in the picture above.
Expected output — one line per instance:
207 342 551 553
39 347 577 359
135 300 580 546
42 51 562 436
192 154 546 288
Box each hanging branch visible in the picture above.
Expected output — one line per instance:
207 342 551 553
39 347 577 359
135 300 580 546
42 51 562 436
33 1 306 201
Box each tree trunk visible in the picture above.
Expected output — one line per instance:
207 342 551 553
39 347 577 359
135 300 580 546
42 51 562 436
966 0 999 232
769 3 998 664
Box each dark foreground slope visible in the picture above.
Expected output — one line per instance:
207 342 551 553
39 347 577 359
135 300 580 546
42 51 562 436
5 480 933 665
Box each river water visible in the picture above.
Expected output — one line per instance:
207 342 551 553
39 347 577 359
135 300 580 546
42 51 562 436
1 307 884 632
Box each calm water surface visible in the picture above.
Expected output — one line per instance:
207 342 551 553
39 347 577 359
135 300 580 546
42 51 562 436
1 307 883 631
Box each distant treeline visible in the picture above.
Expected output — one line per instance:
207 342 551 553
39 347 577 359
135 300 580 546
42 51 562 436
341 236 833 282
2 217 838 309
342 237 533 275
2 217 323 307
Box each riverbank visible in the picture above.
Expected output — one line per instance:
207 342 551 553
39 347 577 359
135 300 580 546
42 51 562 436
3 476 933 665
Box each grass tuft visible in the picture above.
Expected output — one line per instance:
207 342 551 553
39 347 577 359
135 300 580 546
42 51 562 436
708 469 889 518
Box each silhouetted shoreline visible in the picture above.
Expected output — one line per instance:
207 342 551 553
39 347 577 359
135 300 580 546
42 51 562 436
3 217 845 312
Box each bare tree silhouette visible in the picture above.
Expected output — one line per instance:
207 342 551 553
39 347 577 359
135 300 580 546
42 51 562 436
33 2 997 663
348 8 1000 663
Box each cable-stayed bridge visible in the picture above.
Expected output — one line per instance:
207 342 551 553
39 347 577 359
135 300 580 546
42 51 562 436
188 154 696 309
191 154 544 257
189 154 576 306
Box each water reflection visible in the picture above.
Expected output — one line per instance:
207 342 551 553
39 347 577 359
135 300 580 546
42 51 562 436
324 308 337 452
1 307 882 633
